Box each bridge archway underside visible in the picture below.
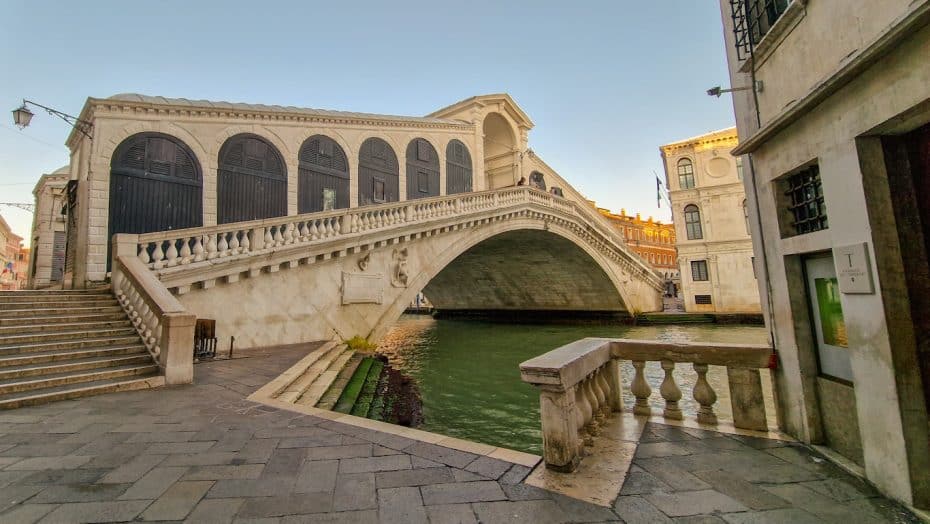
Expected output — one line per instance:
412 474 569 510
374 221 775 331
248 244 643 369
123 188 662 349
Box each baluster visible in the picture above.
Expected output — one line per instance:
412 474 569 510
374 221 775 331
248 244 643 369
574 384 593 448
240 228 251 253
283 223 294 244
660 360 683 420
179 237 192 264
264 227 274 248
583 377 602 435
273 225 284 246
164 240 179 267
693 363 718 425
217 232 229 258
297 221 308 241
333 217 342 236
229 230 241 254
631 360 652 416
595 367 613 415
138 243 151 265
308 220 319 240
591 368 608 417
192 236 205 262
206 234 218 260
321 219 331 237
151 241 165 269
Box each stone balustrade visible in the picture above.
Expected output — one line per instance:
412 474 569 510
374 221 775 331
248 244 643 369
129 187 664 293
111 237 196 385
520 338 772 472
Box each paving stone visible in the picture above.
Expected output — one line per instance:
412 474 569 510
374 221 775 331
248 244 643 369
377 486 427 524
463 456 511 480
140 480 214 521
38 500 150 523
404 442 477 469
410 456 444 469
421 481 507 505
635 441 696 459
424 503 478 524
30 482 130 504
760 483 884 522
0 444 84 458
799 477 879 501
636 458 712 491
0 456 24 469
67 431 131 451
620 469 673 495
721 508 821 523
674 516 728 523
0 484 44 512
118 466 188 500
261 448 306 478
207 477 296 499
280 509 379 523
734 463 824 484
126 431 197 443
187 497 245 523
0 503 57 524
294 459 339 494
612 495 674 524
501 482 553 501
20 468 107 485
844 496 924 523
472 499 569 524
162 451 240 467
339 454 411 474
183 464 266 481
144 440 216 455
646 489 748 517
239 439 281 463
692 470 789 510
304 444 372 460
5 456 92 471
97 454 166 484
499 464 532 484
551 492 619 522
374 466 454 488
452 468 488 482
213 430 255 452
372 445 402 456
236 492 333 518
644 425 700 442
278 435 345 448
332 472 377 511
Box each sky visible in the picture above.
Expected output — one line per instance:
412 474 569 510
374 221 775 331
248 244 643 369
0 0 736 244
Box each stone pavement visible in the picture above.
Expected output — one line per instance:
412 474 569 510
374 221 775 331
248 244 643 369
0 343 921 523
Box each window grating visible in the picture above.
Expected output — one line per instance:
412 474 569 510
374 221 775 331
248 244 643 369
785 165 828 235
730 0 791 61
695 294 713 305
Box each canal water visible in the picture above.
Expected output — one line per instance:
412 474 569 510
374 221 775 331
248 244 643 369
376 315 772 455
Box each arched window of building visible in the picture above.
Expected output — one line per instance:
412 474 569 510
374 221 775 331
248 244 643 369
743 199 751 234
406 138 439 199
359 138 399 205
684 204 703 240
109 132 203 268
217 134 286 224
446 139 473 194
298 135 349 213
678 158 695 189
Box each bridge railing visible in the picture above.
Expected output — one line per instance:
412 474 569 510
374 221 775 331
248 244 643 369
130 187 661 289
520 338 772 472
111 235 196 384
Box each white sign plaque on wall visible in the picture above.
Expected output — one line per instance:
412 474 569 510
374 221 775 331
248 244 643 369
834 243 874 294
342 272 384 305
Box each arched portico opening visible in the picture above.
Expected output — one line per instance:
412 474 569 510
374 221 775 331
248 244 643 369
483 112 517 190
446 139 473 194
217 134 287 224
298 135 350 213
405 138 439 199
359 137 399 206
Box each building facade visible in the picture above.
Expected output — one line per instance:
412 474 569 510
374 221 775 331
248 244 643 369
0 215 26 290
28 166 70 289
719 0 930 508
597 207 678 280
660 128 761 313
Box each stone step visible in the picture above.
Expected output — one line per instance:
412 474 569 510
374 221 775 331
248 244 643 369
0 374 165 410
0 354 153 381
0 335 144 355
0 363 159 395
0 288 110 297
0 327 138 346
297 349 356 407
0 319 132 336
0 311 128 327
0 305 124 319
316 354 365 411
0 344 149 368
0 298 120 310
275 343 346 403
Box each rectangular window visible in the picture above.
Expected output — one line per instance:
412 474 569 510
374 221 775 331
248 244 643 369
730 0 791 60
783 164 828 236
691 260 709 281
372 179 385 203
695 294 713 305
736 156 744 181
322 188 336 211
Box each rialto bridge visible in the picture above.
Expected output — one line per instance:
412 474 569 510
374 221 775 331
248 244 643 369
60 93 663 349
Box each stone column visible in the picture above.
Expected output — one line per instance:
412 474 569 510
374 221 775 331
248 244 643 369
539 386 581 472
727 368 769 431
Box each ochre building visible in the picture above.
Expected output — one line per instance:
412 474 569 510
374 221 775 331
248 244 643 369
596 207 678 280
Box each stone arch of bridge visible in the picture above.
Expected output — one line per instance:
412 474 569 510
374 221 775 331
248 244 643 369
483 112 518 190
368 218 635 341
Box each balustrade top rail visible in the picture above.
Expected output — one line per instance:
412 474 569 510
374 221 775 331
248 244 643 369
129 186 662 287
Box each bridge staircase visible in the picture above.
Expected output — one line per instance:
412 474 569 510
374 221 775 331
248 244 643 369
0 288 163 409
272 341 358 407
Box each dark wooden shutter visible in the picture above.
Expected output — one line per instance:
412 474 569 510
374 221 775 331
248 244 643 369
358 138 399 206
108 133 204 269
406 138 439 199
298 135 349 213
445 139 472 195
217 134 287 224
529 171 547 191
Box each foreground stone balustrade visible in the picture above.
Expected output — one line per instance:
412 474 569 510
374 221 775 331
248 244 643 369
112 235 196 385
520 338 772 472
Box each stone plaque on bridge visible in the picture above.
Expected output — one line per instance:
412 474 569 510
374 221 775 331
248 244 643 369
342 272 384 305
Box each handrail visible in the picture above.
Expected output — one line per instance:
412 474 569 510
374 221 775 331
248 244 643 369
520 338 773 472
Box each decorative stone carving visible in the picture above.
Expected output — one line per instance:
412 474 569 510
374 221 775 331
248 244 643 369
391 248 409 288
357 252 371 272
341 272 383 305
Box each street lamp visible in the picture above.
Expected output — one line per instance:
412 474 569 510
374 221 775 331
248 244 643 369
10 99 92 140
706 82 764 97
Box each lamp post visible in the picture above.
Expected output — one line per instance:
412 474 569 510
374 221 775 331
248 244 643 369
11 99 92 140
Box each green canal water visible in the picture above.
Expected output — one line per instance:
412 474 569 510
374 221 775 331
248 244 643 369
376 315 771 456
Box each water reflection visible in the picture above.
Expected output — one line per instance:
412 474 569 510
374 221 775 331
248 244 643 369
377 315 771 455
